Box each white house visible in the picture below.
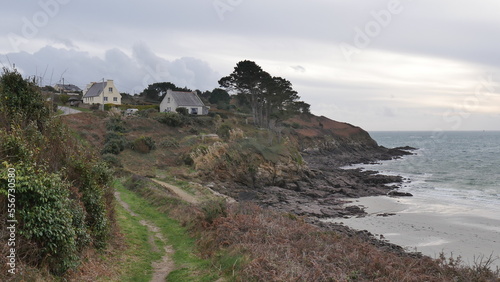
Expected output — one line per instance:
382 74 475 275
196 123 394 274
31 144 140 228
159 90 209 115
82 80 122 105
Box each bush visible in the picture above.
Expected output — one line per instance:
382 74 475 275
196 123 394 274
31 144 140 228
68 159 111 250
155 112 187 127
101 131 127 155
176 107 189 116
106 117 127 133
138 108 158 118
130 136 156 154
0 68 50 129
1 162 79 275
101 153 123 167
0 70 113 276
217 124 232 141
181 153 194 166
201 200 228 225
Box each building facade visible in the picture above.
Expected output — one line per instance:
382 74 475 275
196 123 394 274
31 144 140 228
82 80 122 105
159 90 209 115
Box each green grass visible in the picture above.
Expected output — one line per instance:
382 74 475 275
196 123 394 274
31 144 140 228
114 180 219 281
115 195 164 281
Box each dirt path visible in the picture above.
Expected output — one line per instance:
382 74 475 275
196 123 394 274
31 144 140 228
151 179 200 204
115 191 175 281
58 106 82 115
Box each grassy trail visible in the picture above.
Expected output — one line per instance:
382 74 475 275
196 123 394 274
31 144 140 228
113 180 220 281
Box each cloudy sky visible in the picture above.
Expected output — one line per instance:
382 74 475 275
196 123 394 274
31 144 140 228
2 0 500 131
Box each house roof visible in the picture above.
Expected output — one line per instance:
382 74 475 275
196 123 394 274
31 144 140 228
55 84 82 92
170 91 205 107
83 82 106 98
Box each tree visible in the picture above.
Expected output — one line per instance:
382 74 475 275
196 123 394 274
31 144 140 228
219 60 270 127
219 60 310 128
140 82 191 102
0 68 50 130
262 76 301 125
208 88 231 105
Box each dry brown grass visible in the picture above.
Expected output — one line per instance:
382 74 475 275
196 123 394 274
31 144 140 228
197 203 500 282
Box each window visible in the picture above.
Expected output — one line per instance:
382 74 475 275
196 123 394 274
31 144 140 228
166 107 171 112
167 97 171 103
191 108 198 115
104 97 108 102
113 97 118 102
109 87 113 92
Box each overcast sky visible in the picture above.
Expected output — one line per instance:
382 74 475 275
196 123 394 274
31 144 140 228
1 0 500 131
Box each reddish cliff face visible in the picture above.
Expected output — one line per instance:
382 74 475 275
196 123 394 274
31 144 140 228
286 114 379 151
289 115 363 138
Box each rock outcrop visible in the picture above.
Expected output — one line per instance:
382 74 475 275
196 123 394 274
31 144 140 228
209 114 415 219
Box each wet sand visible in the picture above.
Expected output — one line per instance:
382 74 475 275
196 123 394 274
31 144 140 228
323 196 500 270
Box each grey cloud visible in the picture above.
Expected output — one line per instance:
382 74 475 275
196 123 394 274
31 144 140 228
291 65 306 73
1 45 220 94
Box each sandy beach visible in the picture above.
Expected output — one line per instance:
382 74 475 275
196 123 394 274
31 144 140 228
323 196 500 270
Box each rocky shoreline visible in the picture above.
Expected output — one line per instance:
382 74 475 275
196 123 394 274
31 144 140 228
211 143 419 256
216 145 416 219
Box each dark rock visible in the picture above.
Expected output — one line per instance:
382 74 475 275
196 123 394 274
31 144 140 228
377 213 396 217
238 191 258 201
387 191 413 197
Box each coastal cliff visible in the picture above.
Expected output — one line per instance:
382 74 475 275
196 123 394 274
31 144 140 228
204 113 414 219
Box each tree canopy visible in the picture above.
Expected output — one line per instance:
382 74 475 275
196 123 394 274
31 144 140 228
219 60 310 127
140 82 191 102
208 88 231 105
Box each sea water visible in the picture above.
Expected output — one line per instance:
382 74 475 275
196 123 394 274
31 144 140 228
363 131 500 216
336 131 500 267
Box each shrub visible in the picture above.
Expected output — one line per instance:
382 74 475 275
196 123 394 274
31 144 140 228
59 94 70 105
68 159 111 250
101 131 127 155
106 117 127 133
1 162 79 275
138 108 157 118
176 107 189 116
101 153 123 167
101 141 122 155
155 112 187 127
201 200 228 225
0 68 50 129
130 136 156 154
217 124 232 141
103 103 119 111
0 70 113 277
181 153 194 166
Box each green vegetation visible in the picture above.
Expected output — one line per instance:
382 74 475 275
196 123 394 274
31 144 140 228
104 103 159 111
139 82 191 102
59 93 70 105
0 68 113 276
130 136 156 154
155 112 188 127
116 178 220 281
219 60 310 128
